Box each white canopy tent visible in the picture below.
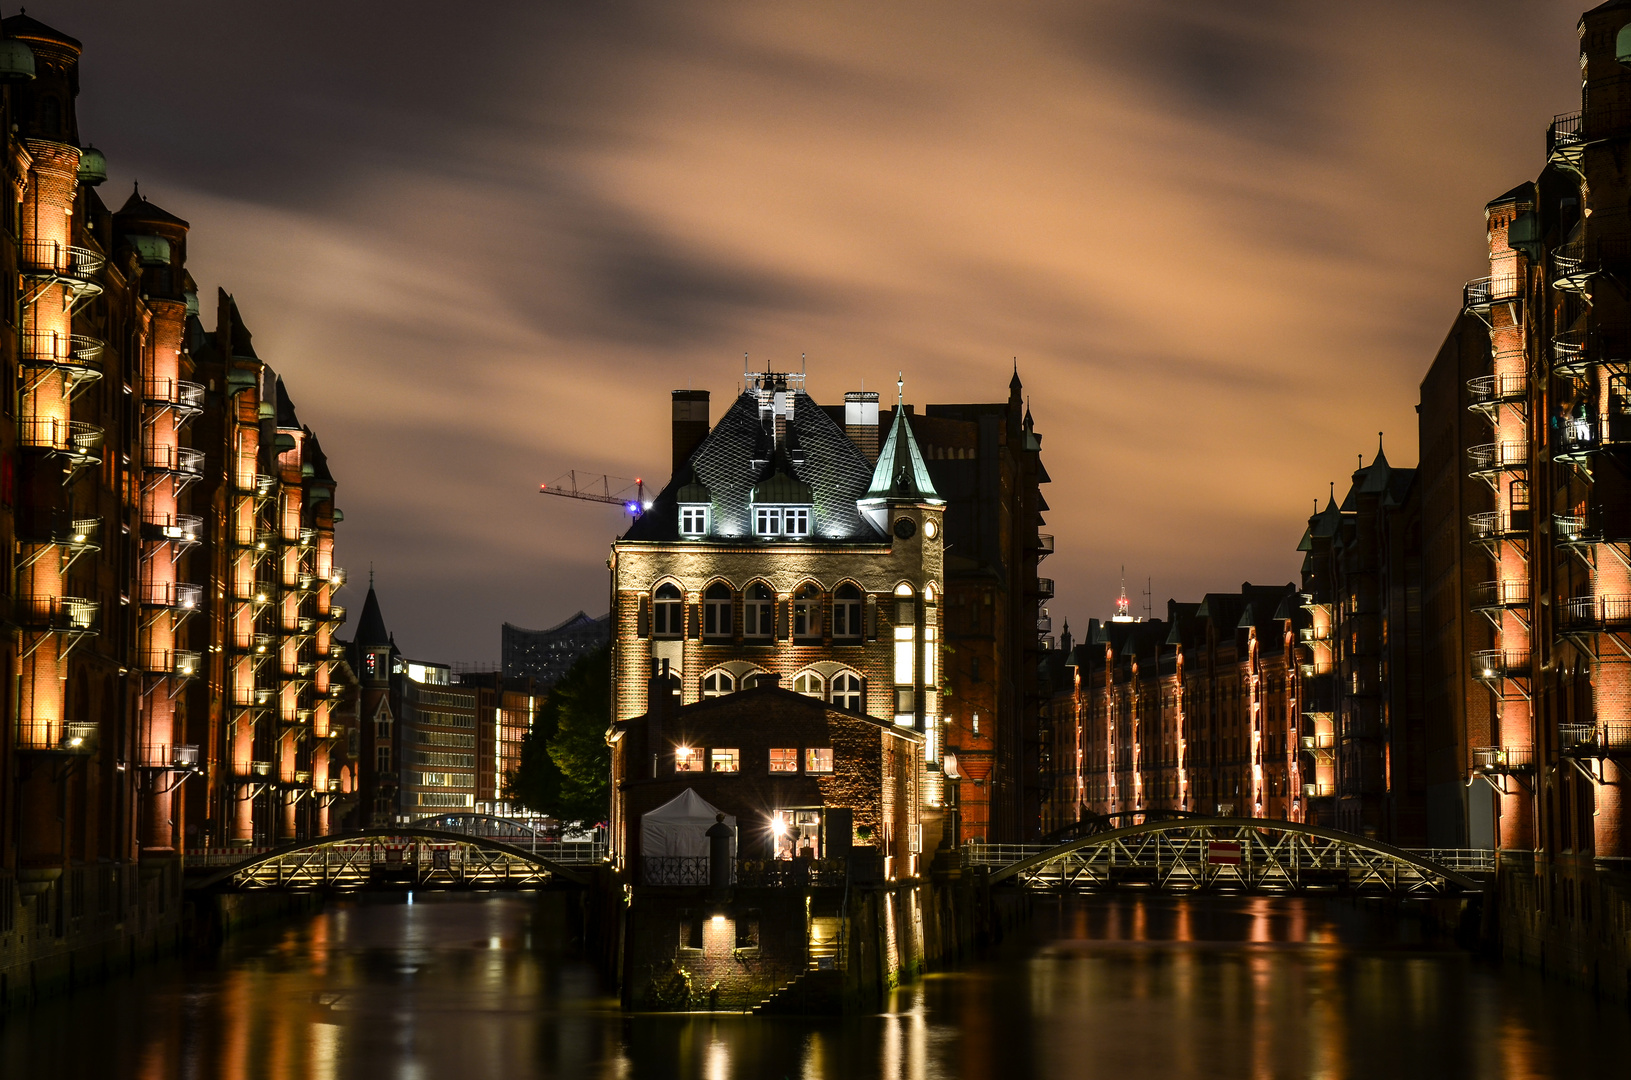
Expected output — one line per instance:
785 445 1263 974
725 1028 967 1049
640 788 737 859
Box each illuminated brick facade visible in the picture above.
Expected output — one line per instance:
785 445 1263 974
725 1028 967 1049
0 13 353 1000
610 371 950 860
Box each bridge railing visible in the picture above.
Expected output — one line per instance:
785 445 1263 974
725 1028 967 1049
966 842 1496 875
186 838 607 870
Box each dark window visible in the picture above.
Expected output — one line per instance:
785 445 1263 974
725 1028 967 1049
745 582 774 638
793 584 822 639
704 582 732 638
833 584 862 639
654 584 683 637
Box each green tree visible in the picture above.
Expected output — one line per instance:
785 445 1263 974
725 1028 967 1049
506 644 611 827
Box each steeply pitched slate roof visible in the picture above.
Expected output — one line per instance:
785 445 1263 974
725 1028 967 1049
275 378 300 428
114 187 189 229
354 586 390 647
2 13 80 49
623 390 880 542
865 405 941 504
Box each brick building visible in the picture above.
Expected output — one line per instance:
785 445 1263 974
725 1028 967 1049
0 12 352 1002
1041 583 1297 832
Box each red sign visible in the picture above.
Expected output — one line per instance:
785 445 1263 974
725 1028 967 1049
1208 841 1242 865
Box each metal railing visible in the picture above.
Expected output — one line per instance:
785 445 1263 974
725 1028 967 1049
143 377 205 412
1035 577 1055 599
1468 441 1527 472
1470 579 1530 609
1560 594 1631 631
143 444 204 476
1552 241 1589 289
140 649 201 678
1472 648 1530 681
1558 721 1631 754
1463 275 1521 311
1472 746 1532 772
1299 733 1335 750
61 722 98 752
1468 510 1530 540
1297 625 1330 643
140 582 202 611
1554 513 1591 543
1549 111 1584 155
21 329 105 369
1466 372 1527 407
19 417 102 459
1302 783 1335 798
145 513 203 545
19 595 99 633
20 240 106 283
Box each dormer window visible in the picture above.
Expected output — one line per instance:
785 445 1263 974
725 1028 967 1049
755 507 781 536
681 506 709 536
754 505 811 537
784 508 809 536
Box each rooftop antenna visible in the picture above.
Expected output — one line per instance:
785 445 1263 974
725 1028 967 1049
1142 576 1153 622
897 371 904 404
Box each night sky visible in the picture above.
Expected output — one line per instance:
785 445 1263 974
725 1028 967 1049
48 1 1583 662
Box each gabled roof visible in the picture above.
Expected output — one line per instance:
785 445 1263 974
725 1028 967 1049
275 377 300 428
864 404 941 505
623 390 879 543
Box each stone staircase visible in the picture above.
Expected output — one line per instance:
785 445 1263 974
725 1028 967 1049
752 968 843 1015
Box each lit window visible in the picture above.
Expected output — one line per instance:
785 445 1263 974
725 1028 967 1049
793 584 822 638
784 508 809 536
792 671 824 699
831 672 863 711
769 748 800 773
681 506 708 535
675 746 700 772
703 583 733 638
711 748 740 773
745 582 774 638
805 748 834 774
755 507 781 536
833 584 862 639
654 583 683 637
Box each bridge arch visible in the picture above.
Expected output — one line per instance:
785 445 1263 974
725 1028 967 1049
191 828 591 891
985 817 1482 895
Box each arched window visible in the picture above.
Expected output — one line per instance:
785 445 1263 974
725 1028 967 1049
40 97 60 137
792 671 824 699
653 583 683 638
833 584 862 639
703 582 733 639
744 582 774 639
831 672 863 712
793 583 823 639
702 670 735 698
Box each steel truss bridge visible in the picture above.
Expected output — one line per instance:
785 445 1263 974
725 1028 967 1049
970 818 1488 896
409 812 606 861
189 828 591 892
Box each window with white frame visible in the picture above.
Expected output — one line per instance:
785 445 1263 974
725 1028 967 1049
680 506 708 535
755 507 781 536
745 582 775 638
793 583 822 639
702 670 735 698
831 672 863 711
703 582 732 639
792 671 824 699
833 584 862 639
784 507 809 536
653 583 683 637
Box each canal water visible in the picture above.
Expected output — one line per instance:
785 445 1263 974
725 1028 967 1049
2 891 1625 1079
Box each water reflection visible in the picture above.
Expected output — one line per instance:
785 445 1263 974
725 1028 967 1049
1 891 1624 1079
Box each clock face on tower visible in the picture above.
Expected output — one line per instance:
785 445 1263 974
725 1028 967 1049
893 517 917 540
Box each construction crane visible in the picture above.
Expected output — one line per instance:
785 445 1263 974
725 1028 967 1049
539 471 650 518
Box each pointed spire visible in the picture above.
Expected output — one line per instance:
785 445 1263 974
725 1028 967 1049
859 388 942 512
1009 359 1022 401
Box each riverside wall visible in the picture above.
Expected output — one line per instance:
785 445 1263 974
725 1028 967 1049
1493 853 1631 1003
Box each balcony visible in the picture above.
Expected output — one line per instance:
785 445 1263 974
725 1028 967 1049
1551 241 1591 292
171 744 200 768
143 443 204 478
1468 510 1530 542
1302 783 1334 799
231 684 275 708
298 527 318 549
1558 721 1631 757
1035 577 1055 599
21 512 100 552
1473 648 1530 683
1548 111 1584 166
1297 625 1329 643
1466 372 1527 413
140 649 201 678
294 770 312 785
1470 579 1530 612
1559 594 1631 632
1468 441 1527 475
1031 533 1054 559
143 377 205 419
328 567 347 588
1473 746 1532 773
249 761 272 778
1037 613 1053 635
322 604 347 623
142 513 203 547
20 595 99 634
19 239 105 297
140 581 203 612
20 417 102 467
59 722 98 754
20 330 104 394
1462 274 1521 315
1299 733 1335 751
1554 513 1595 546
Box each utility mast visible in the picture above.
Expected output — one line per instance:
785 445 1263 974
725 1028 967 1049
538 471 650 518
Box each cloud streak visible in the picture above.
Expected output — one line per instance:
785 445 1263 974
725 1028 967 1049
55 0 1586 657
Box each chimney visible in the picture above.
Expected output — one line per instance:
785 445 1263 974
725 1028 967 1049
646 657 673 775
672 390 710 473
845 391 880 463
